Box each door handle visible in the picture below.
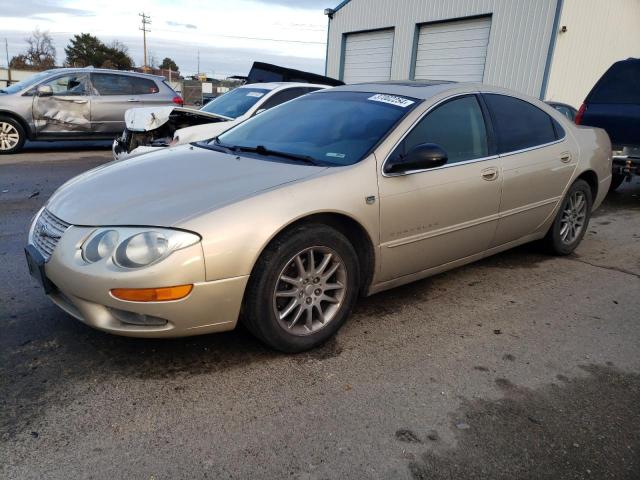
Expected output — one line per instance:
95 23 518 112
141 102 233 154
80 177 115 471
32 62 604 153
560 152 572 163
481 167 499 181
127 98 140 102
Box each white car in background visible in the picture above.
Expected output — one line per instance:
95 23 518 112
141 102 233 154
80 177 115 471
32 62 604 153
112 82 329 160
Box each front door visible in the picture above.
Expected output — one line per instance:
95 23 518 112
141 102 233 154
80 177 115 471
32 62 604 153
32 73 91 134
377 94 502 282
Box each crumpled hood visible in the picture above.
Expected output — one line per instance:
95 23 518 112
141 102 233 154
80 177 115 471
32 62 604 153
124 106 231 132
47 145 326 227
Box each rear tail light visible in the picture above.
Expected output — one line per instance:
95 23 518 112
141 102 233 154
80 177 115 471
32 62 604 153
172 96 184 106
575 103 586 125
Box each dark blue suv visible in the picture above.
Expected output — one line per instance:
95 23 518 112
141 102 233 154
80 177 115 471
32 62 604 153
576 58 640 191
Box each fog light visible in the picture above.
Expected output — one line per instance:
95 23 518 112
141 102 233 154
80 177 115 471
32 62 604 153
109 308 168 326
110 284 193 302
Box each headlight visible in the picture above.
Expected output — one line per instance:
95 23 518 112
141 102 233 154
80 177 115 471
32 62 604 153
81 228 200 269
82 230 119 263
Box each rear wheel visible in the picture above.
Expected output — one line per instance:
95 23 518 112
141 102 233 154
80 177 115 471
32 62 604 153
0 116 26 154
242 224 360 352
543 179 593 255
609 173 625 192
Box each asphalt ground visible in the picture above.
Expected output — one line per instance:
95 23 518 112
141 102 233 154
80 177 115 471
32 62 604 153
1 144 639 479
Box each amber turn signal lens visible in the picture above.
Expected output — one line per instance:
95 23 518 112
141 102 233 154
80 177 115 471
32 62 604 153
111 284 193 302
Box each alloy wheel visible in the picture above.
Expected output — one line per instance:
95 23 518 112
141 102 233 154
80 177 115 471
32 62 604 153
272 246 347 336
559 190 587 245
0 122 20 151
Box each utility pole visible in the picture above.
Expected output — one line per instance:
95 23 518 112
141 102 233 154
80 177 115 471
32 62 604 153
4 38 11 85
139 12 151 72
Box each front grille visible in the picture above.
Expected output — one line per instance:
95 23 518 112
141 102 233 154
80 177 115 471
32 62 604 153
31 209 70 262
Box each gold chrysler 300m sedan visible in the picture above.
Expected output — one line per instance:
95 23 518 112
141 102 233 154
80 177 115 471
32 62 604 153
26 81 612 352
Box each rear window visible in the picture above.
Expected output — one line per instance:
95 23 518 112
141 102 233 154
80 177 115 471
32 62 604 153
483 94 558 154
588 61 640 104
92 74 159 95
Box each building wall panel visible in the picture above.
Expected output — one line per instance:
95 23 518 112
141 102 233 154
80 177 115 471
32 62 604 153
326 0 558 97
545 0 640 107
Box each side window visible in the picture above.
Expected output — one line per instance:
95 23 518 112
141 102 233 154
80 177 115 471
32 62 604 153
258 88 308 112
394 95 489 165
484 94 557 153
41 74 88 96
92 74 134 95
130 77 160 94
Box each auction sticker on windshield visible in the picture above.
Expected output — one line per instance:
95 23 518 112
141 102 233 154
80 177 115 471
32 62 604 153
367 94 415 108
246 92 265 98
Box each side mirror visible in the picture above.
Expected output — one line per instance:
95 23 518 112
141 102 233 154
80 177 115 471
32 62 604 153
36 85 53 97
385 143 448 174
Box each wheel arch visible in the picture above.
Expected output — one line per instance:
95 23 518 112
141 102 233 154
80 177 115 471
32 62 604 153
251 212 377 296
0 110 33 139
576 169 598 201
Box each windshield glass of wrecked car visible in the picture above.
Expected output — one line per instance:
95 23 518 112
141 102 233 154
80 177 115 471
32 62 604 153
1 70 56 94
200 87 270 118
213 91 419 166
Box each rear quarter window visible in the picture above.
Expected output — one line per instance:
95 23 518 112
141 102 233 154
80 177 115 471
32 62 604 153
588 61 640 104
484 94 559 154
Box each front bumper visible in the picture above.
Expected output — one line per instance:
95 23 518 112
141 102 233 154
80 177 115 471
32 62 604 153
112 138 163 161
30 225 248 338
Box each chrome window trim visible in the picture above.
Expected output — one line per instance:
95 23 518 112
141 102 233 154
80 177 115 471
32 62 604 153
381 91 567 178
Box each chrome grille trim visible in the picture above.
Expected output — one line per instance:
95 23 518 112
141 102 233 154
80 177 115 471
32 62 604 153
31 209 71 262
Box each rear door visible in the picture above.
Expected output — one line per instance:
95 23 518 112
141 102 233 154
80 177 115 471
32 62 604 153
32 73 91 134
90 73 144 133
582 60 640 148
483 93 577 247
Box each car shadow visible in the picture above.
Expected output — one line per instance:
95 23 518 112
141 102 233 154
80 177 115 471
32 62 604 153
20 140 114 152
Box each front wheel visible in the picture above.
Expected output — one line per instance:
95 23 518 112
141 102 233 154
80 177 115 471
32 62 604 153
543 179 593 255
242 224 360 352
0 116 26 154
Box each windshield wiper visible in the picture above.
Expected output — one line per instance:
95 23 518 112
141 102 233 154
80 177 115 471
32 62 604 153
233 144 319 165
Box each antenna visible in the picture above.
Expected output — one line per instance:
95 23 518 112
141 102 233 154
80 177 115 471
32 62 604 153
139 12 151 72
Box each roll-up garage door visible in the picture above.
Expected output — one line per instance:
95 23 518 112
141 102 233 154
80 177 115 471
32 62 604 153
342 29 394 84
413 17 491 82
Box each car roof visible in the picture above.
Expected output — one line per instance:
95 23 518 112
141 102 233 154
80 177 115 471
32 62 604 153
36 67 165 81
324 80 479 100
241 82 331 91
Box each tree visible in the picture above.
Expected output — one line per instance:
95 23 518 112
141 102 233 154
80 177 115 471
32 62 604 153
64 34 133 70
9 28 56 70
160 57 179 72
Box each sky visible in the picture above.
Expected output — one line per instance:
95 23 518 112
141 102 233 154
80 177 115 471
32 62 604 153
1 0 336 78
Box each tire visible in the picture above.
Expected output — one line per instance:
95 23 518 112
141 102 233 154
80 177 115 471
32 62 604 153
543 179 593 255
0 116 26 154
242 223 360 353
609 173 625 192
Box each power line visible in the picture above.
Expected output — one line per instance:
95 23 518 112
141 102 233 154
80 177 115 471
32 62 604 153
152 27 325 45
139 12 151 71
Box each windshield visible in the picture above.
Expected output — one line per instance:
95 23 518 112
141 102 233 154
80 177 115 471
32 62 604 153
213 91 419 166
1 70 56 94
200 87 270 118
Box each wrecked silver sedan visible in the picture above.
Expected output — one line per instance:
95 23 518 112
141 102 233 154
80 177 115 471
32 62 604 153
0 67 182 154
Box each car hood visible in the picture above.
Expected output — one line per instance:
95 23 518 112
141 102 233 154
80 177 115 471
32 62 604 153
124 106 232 132
47 145 326 227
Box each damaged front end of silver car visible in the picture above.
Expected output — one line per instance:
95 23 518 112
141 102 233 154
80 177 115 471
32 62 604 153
113 107 231 160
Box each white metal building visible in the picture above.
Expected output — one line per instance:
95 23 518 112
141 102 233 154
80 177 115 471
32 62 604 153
324 0 640 107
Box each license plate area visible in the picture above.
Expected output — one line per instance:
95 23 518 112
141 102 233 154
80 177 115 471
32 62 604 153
25 245 56 294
